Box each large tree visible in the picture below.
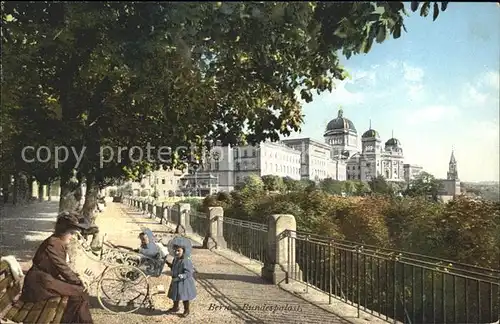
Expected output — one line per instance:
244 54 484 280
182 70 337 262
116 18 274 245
404 171 443 201
1 1 448 216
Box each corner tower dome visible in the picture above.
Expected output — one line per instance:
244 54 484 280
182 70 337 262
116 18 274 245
385 130 401 147
324 108 357 136
385 138 401 147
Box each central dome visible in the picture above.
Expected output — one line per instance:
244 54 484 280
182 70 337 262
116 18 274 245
325 109 357 134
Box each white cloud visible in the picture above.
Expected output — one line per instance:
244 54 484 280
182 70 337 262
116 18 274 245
404 105 459 125
480 71 499 90
299 71 369 107
463 83 489 104
408 84 424 101
398 117 499 182
461 71 499 106
402 63 425 83
468 119 500 141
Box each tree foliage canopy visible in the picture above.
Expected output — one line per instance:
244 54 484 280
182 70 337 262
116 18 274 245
1 1 448 192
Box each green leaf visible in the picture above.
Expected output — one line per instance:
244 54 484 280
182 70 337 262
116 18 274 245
410 2 419 12
333 27 348 39
393 22 402 39
4 14 14 22
376 23 387 44
219 3 234 15
420 2 430 17
432 2 439 21
360 36 374 54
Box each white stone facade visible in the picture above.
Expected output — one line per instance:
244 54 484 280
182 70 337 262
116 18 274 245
133 109 438 194
204 142 302 187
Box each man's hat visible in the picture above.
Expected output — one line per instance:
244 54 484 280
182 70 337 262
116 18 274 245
57 211 90 230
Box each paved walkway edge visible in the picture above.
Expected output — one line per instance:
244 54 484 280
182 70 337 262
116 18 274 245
128 206 396 324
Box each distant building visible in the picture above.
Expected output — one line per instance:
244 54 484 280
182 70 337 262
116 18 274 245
280 138 346 181
128 168 183 197
404 164 424 182
437 150 461 202
321 109 411 183
132 108 432 195
202 108 422 191
204 142 302 191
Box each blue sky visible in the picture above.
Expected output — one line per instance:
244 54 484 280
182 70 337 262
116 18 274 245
286 3 499 182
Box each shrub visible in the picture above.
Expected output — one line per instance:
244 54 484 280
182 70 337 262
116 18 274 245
178 198 203 212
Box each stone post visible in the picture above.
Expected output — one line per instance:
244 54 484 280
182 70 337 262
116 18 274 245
261 214 297 284
176 203 192 234
202 207 227 249
164 205 171 224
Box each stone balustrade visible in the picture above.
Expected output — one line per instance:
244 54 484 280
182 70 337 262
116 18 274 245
124 196 297 285
123 196 500 324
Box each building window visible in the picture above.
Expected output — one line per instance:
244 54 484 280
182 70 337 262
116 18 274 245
243 150 248 157
234 149 239 158
275 164 278 172
215 161 219 170
366 163 371 168
162 179 166 184
236 162 240 171
252 150 256 157
236 176 240 183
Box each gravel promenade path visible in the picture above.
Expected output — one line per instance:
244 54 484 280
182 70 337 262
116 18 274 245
0 201 60 270
0 201 352 323
120 203 351 324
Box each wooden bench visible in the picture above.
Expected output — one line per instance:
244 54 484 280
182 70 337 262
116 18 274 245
0 260 68 323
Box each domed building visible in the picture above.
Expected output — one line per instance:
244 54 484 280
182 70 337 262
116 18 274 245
322 110 408 182
323 108 360 159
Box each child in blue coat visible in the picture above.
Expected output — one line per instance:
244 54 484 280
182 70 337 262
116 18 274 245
166 244 197 317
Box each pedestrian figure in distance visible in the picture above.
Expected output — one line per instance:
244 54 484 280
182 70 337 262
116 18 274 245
165 241 196 317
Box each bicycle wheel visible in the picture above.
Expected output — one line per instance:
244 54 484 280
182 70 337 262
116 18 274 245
97 264 150 314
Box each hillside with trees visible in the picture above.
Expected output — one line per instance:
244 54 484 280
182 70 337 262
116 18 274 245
200 174 500 269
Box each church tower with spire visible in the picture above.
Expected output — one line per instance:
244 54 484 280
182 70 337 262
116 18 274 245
447 149 459 180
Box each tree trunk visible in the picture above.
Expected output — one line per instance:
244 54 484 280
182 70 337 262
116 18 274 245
1 175 10 204
27 176 34 201
82 176 98 224
38 181 44 202
47 182 52 201
12 173 19 206
58 172 80 212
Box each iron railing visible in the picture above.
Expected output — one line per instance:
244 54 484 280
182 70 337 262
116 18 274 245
223 217 268 264
170 208 179 226
285 230 500 324
190 211 208 238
